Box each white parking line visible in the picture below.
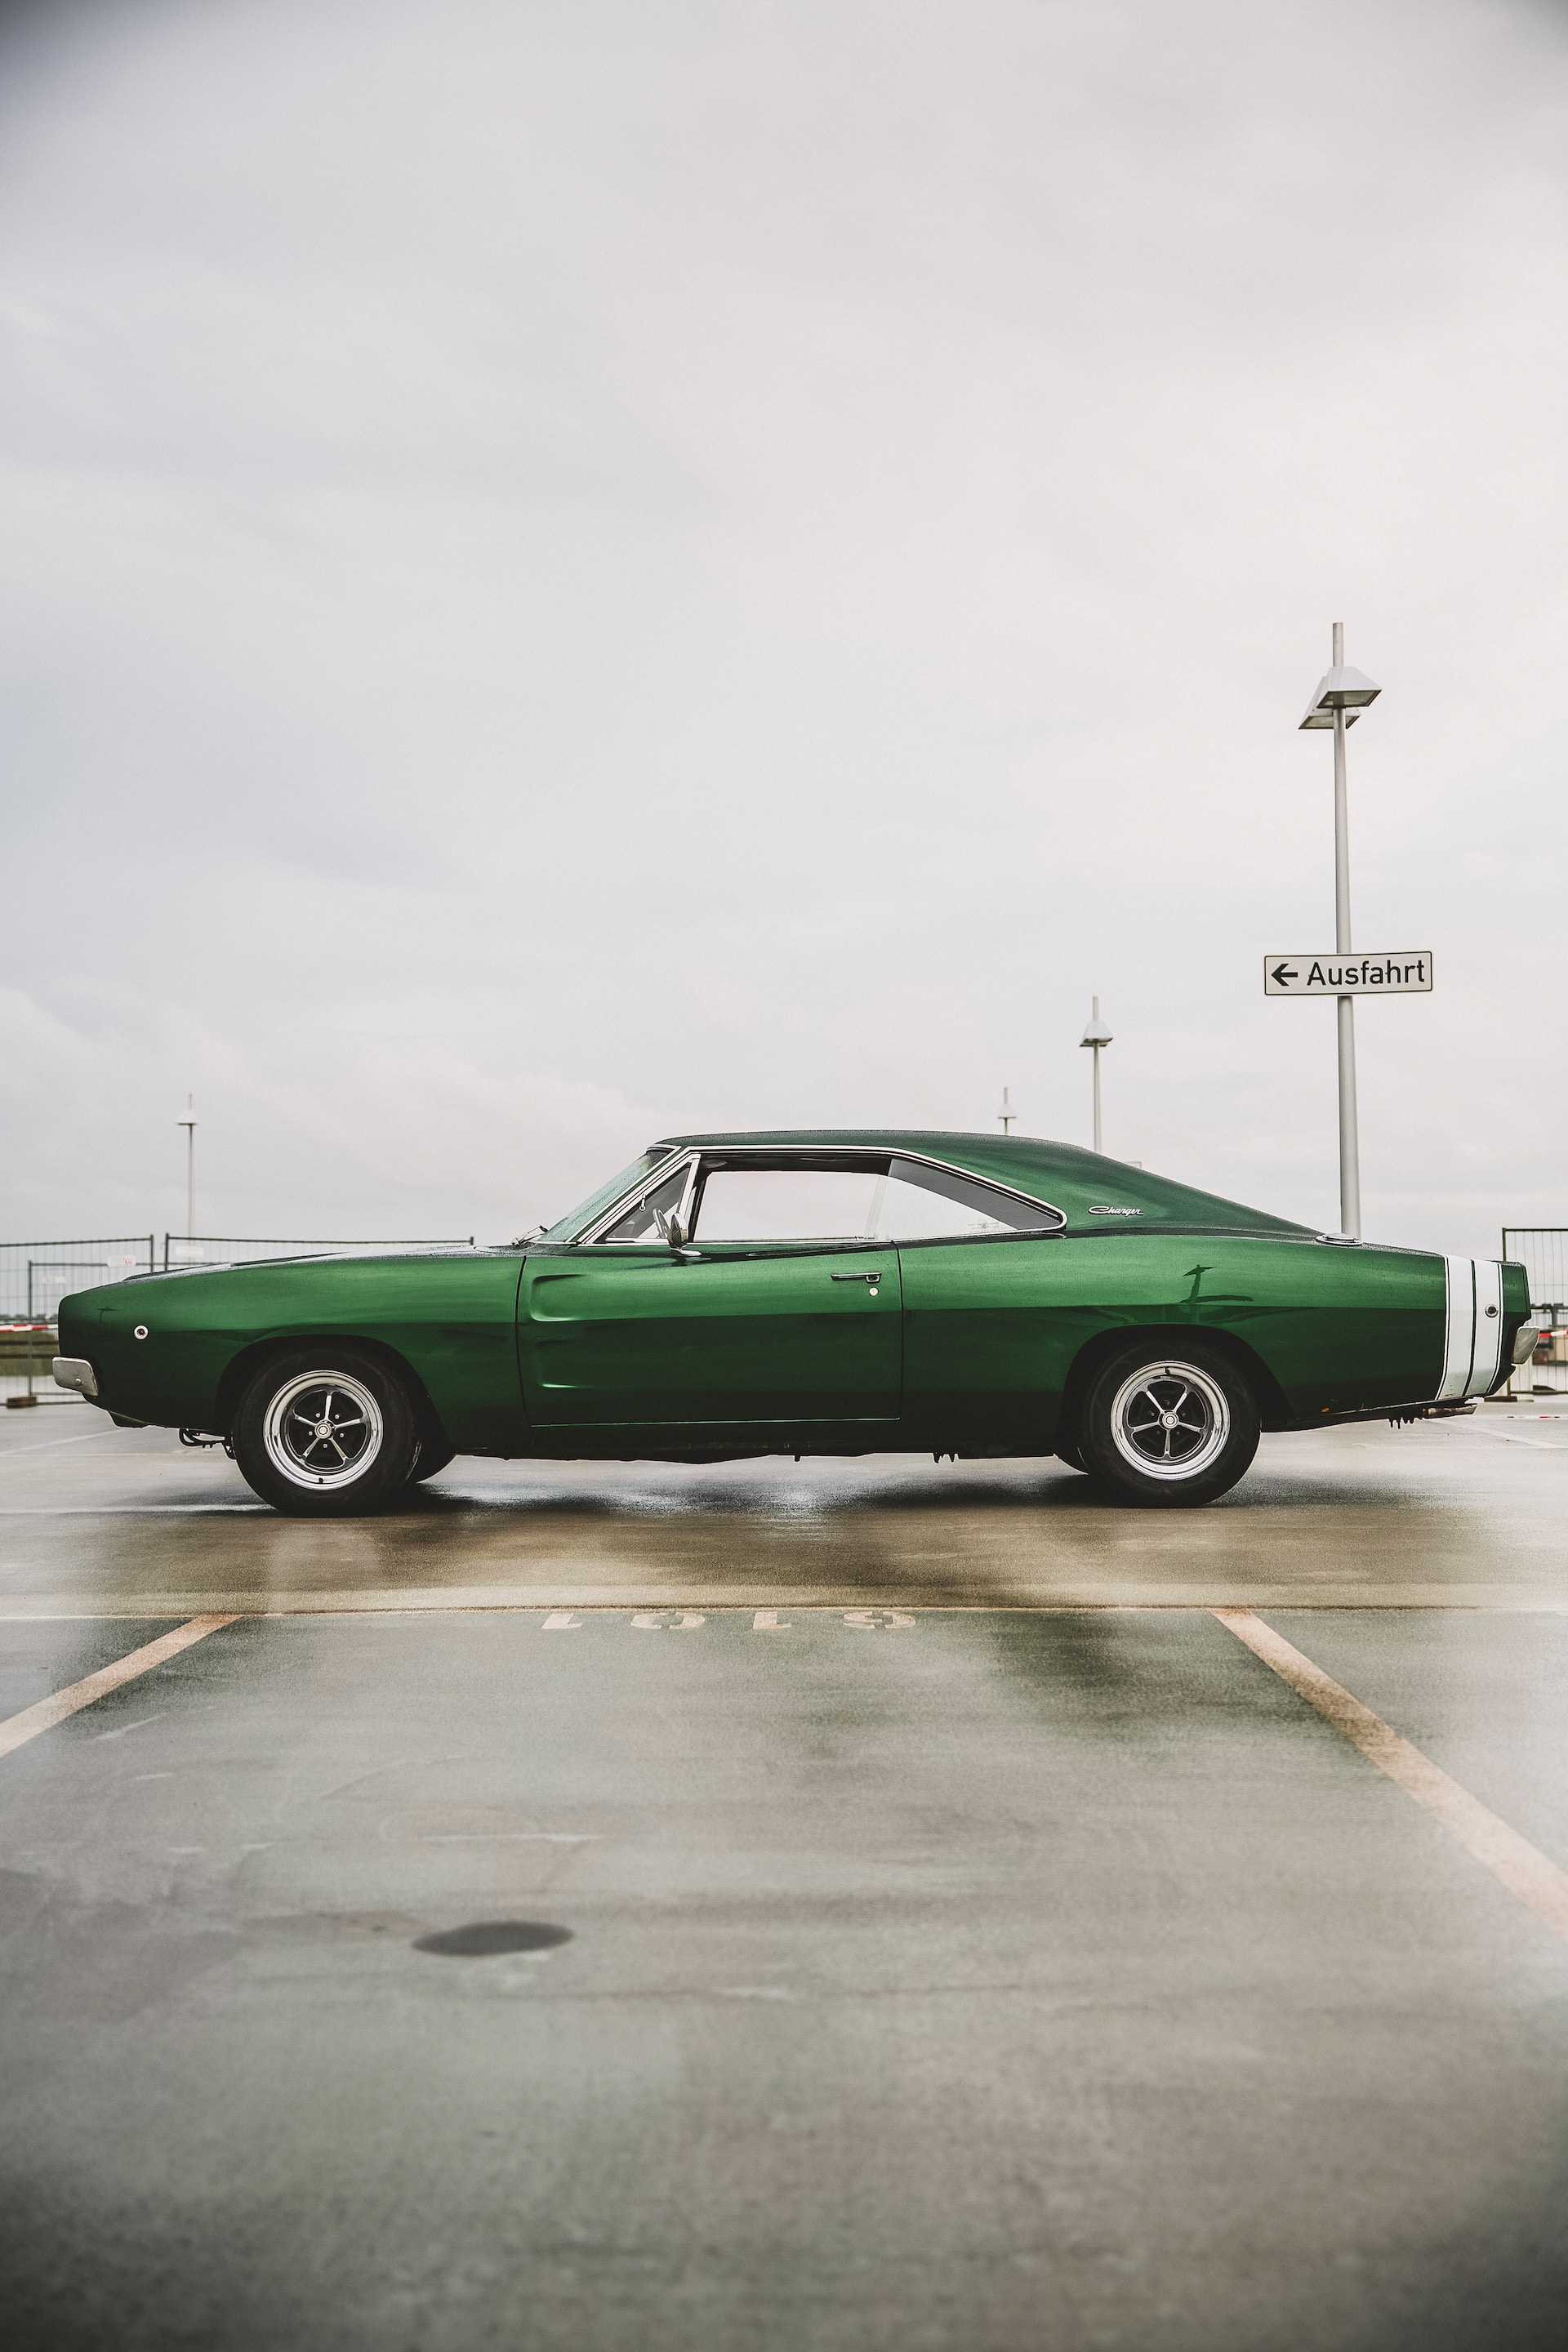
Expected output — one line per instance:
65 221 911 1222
0 1431 114 1469
0 1616 237 1762
0 1505 267 1516
1213 1607 1568 1950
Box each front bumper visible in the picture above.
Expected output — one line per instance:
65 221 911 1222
53 1356 99 1398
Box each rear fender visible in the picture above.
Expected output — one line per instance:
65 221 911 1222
1057 1324 1291 1446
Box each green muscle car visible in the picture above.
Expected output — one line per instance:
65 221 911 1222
53 1130 1535 1515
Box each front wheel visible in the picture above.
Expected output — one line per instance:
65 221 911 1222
233 1348 417 1517
1080 1341 1259 1508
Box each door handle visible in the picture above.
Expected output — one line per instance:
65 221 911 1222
831 1271 884 1285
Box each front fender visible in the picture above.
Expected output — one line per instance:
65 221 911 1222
60 1253 527 1450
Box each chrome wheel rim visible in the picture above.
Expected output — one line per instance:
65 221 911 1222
262 1370 383 1490
1109 1360 1229 1481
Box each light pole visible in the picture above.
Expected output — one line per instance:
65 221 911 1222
176 1095 197 1241
1298 626 1380 1237
997 1086 1016 1137
1080 998 1112 1153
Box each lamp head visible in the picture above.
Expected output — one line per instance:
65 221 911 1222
1299 665 1381 730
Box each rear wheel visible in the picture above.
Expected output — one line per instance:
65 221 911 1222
1080 1340 1259 1508
233 1348 416 1517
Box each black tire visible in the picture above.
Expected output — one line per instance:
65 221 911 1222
232 1346 417 1517
407 1434 457 1484
1080 1339 1259 1508
1054 1432 1089 1473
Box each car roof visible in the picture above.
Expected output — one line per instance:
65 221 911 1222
651 1129 1315 1238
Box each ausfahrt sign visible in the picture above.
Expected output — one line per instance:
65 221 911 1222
1264 953 1433 996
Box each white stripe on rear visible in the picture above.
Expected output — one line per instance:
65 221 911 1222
1439 1257 1476 1400
1467 1259 1504 1396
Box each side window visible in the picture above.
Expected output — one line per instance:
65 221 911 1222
871 1158 1055 1241
692 1165 882 1242
597 1164 691 1243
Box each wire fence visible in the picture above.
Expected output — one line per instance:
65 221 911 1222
1 1232 472 1407
1 1235 157 1324
1502 1229 1567 1397
160 1233 471 1270
1 1236 156 1407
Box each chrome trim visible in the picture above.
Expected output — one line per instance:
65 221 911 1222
52 1356 98 1398
262 1368 385 1491
607 1141 1067 1238
675 1154 701 1239
1109 1359 1230 1481
546 1144 687 1246
580 1151 702 1246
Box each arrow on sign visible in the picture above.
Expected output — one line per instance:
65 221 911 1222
1270 962 1298 988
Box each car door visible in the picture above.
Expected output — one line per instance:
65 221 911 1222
878 1156 1069 1451
519 1155 902 1436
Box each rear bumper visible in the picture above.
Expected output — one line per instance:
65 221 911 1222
52 1356 99 1398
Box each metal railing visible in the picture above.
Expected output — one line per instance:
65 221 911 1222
1 1235 158 1407
160 1233 472 1270
1502 1228 1568 1397
1 1235 157 1324
2 1232 473 1406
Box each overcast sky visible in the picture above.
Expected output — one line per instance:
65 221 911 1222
2 0 1565 1255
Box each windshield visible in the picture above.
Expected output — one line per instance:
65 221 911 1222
539 1150 671 1242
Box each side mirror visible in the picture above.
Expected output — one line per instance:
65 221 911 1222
665 1211 687 1249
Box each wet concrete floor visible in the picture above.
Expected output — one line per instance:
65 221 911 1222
1 1403 1566 2350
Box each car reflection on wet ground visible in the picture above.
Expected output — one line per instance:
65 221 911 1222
2 1405 1566 2351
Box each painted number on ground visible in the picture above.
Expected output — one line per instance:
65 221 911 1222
535 1610 917 1633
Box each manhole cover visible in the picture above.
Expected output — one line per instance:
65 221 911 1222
414 1920 573 1958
